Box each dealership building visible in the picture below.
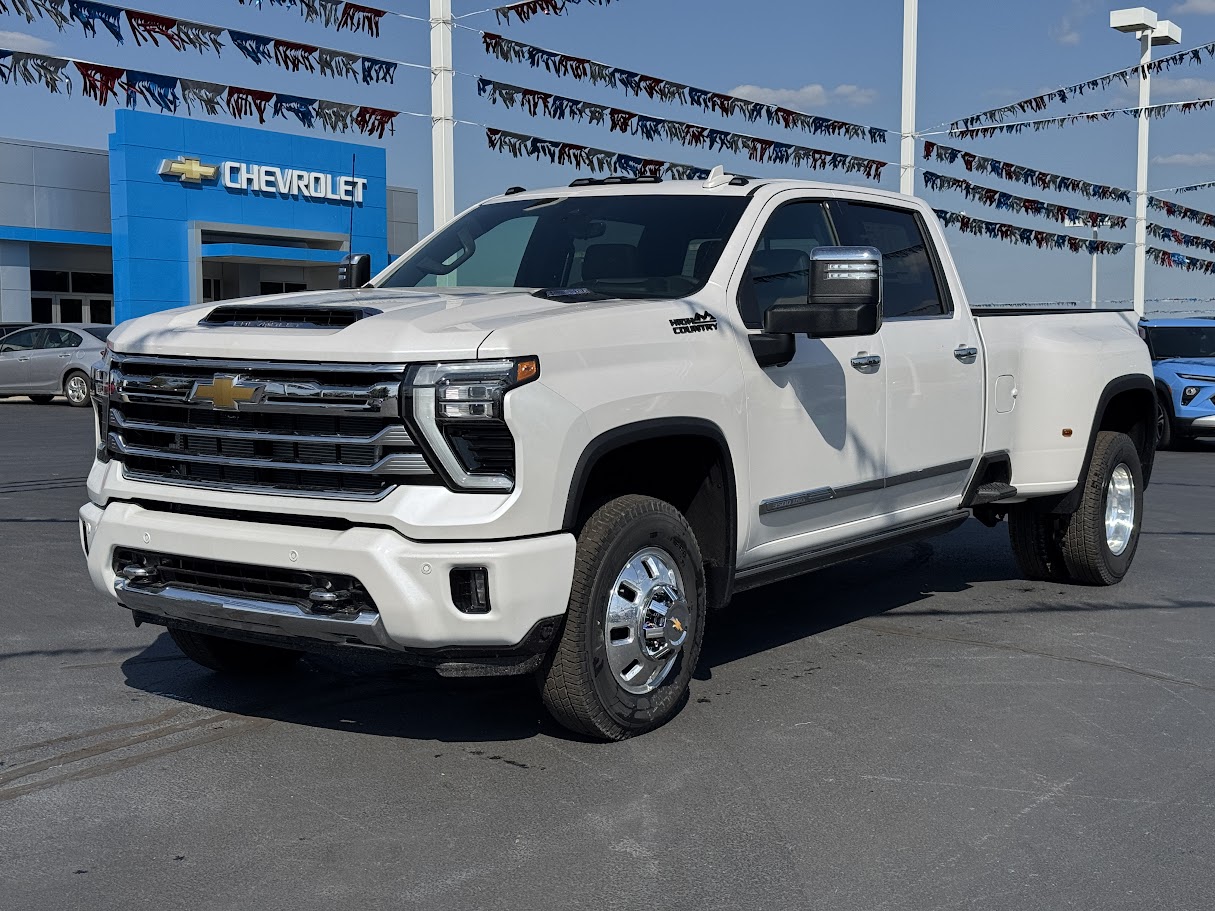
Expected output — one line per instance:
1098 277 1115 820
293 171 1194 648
0 109 419 326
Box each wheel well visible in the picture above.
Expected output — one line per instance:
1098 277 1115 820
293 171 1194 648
567 428 736 611
1100 387 1155 474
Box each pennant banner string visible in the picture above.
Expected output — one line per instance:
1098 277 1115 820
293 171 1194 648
933 209 1127 256
477 77 889 181
1147 246 1215 274
485 126 729 180
1148 194 1215 229
478 31 890 145
940 97 1215 139
922 141 1133 204
1151 178 1215 195
1147 222 1215 255
232 0 396 35
943 40 1215 132
2 0 431 86
922 171 1129 230
493 0 613 26
0 45 403 137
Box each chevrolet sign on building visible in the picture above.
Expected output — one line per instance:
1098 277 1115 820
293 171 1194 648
159 155 370 204
0 110 420 326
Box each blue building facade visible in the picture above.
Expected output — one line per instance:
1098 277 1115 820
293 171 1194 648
0 110 418 326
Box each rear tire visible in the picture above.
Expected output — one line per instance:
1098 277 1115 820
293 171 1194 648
63 370 91 407
1059 431 1144 586
540 495 706 741
27 395 54 405
1156 392 1174 450
168 627 303 674
1008 508 1070 582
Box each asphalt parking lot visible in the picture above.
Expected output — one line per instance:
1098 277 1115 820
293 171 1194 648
1 397 1212 911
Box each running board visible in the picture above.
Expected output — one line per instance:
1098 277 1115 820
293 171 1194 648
733 512 969 593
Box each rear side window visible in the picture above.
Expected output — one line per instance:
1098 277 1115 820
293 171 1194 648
837 203 949 318
45 329 82 349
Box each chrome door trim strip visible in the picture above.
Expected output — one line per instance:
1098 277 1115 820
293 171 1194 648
759 458 975 516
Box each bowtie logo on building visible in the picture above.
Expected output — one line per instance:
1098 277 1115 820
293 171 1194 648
159 156 221 183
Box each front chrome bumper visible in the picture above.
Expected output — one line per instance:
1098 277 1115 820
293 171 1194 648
113 580 396 650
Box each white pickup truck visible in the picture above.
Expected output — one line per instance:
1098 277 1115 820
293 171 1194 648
80 171 1156 740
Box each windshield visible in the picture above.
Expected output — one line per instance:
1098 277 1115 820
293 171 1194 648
1147 326 1215 360
378 194 750 299
84 326 113 341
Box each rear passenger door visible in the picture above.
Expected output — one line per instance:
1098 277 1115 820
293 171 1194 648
835 201 983 515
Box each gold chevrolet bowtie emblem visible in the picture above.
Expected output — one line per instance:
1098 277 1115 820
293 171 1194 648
159 156 219 183
189 376 263 410
670 618 684 634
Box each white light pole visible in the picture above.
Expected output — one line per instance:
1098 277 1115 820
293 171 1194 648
1111 8 1182 316
1068 218 1107 309
430 0 455 232
900 0 919 196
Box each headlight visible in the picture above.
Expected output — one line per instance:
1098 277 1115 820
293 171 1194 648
407 357 539 491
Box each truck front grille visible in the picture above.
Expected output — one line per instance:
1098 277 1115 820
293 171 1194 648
104 355 434 500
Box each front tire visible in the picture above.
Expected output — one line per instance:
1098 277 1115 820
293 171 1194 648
63 370 91 407
1059 431 1144 586
540 495 706 741
168 626 303 674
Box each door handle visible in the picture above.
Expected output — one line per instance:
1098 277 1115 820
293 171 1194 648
58 353 72 358
954 345 978 363
851 354 881 371
17 356 30 362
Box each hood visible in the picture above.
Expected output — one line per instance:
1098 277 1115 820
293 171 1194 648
106 287 639 362
1158 357 1215 378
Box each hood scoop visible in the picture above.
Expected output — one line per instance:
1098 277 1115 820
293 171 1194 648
199 304 382 329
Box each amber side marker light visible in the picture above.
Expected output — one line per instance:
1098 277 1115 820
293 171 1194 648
1062 428 1074 437
515 357 540 384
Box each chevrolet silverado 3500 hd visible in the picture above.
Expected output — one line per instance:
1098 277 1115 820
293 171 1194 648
80 171 1156 740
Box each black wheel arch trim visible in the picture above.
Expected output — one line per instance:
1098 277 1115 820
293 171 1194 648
562 417 738 609
1044 373 1157 515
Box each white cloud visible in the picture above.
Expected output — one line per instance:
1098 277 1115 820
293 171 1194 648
1172 0 1215 14
0 31 54 53
728 83 878 109
1153 151 1215 165
1051 0 1097 45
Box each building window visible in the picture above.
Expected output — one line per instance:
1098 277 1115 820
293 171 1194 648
58 298 84 322
260 281 308 295
31 271 70 293
89 300 113 323
71 272 114 294
31 297 53 323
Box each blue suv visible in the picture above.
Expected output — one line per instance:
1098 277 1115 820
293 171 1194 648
1141 317 1215 448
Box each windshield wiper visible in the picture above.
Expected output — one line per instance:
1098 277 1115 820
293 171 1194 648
531 287 615 303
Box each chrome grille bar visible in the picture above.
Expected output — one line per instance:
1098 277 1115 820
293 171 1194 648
105 355 433 498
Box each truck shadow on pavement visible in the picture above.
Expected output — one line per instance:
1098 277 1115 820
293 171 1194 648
117 519 1204 743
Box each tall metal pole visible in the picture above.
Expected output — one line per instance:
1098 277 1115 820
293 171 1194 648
1133 31 1152 316
1091 226 1099 309
899 0 919 196
430 0 455 232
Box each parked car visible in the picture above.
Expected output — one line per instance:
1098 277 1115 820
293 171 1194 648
80 174 1155 740
1141 317 1215 448
0 324 113 406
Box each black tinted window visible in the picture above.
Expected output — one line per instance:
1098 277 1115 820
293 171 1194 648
1146 326 1215 359
739 201 834 329
380 195 749 300
839 203 947 318
45 329 82 349
84 326 113 341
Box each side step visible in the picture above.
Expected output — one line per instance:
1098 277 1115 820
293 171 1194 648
968 481 1018 506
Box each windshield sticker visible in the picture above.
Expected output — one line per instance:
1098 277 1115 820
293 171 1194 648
670 312 718 335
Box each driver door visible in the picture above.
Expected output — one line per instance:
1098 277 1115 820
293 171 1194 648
0 328 44 393
735 196 887 563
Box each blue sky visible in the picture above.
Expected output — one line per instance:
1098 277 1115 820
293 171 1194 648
4 0 1215 307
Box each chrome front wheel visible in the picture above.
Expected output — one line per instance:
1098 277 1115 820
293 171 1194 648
604 547 690 696
64 371 91 407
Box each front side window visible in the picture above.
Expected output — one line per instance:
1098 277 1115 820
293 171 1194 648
0 328 45 353
838 203 949 319
738 201 835 329
378 195 750 300
1146 326 1215 360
